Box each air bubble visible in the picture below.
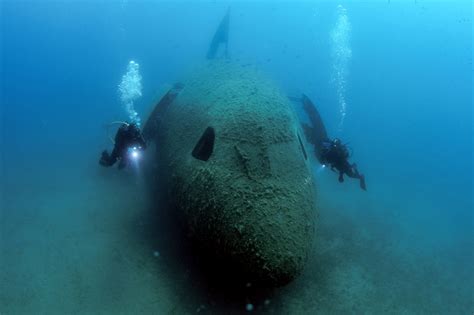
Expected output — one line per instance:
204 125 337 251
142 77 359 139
118 60 143 126
330 5 352 132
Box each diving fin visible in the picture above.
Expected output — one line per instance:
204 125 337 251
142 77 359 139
207 8 230 60
360 175 367 191
339 173 344 183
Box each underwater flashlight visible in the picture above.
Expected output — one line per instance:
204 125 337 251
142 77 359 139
129 146 141 160
316 164 326 174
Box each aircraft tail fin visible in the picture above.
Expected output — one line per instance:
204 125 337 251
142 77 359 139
207 8 230 60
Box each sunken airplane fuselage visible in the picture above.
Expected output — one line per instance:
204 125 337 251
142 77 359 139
147 62 317 286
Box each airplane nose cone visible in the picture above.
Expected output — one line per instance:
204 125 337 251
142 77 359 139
178 165 316 286
231 194 316 285
153 62 318 286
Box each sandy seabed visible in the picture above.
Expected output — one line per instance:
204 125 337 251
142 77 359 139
1 153 472 314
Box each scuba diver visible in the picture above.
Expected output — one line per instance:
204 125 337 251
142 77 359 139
294 94 367 191
99 81 184 170
99 122 146 169
319 138 366 190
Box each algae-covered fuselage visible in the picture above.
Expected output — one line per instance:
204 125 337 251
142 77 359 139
147 62 317 286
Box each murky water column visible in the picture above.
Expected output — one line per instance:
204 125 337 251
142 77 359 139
331 5 352 132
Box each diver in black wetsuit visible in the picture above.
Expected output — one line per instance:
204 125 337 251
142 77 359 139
99 122 146 169
319 138 366 190
296 94 367 191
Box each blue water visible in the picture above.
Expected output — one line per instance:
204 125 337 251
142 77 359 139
1 1 472 314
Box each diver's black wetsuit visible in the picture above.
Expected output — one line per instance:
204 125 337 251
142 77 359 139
320 139 366 190
296 94 366 191
99 123 146 169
